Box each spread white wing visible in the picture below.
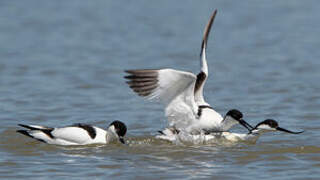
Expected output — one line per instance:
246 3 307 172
125 69 199 130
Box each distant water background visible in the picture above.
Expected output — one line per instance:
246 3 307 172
0 1 320 179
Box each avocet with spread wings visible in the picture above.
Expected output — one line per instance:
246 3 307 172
125 10 253 134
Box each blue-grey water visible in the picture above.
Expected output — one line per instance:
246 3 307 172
0 1 320 179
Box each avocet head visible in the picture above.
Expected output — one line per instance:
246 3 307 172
108 120 127 144
225 109 253 131
253 119 303 134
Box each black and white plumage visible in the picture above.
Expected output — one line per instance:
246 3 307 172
17 120 127 145
156 119 303 144
250 119 304 135
125 10 253 134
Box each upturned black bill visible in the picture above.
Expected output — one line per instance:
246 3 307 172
276 127 304 134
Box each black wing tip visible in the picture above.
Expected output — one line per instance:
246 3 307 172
125 70 134 74
124 75 134 79
201 9 218 54
124 69 159 97
125 70 139 76
125 69 160 74
213 9 218 15
124 70 158 78
125 69 154 72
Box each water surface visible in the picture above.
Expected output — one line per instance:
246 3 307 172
0 1 320 179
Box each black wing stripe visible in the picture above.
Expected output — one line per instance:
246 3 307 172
131 84 157 96
72 123 97 139
197 105 214 117
125 70 159 97
125 74 157 79
194 71 207 94
42 129 54 139
136 90 156 96
125 69 158 74
124 77 157 82
126 80 158 87
129 83 157 91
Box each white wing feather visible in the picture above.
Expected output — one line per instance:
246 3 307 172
51 127 94 144
125 69 199 130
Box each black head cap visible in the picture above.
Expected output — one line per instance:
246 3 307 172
254 119 278 129
226 109 243 120
110 120 127 137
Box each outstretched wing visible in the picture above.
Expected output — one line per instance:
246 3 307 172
194 9 218 105
125 69 199 129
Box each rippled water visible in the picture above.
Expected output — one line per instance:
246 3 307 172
1 1 320 179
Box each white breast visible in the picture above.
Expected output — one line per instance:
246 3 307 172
187 108 223 133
